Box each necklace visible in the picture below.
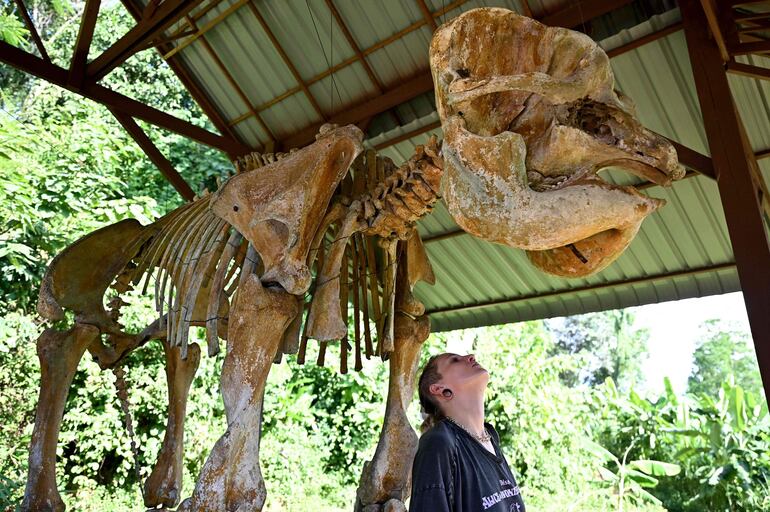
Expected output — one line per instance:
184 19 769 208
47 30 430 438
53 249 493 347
446 416 491 443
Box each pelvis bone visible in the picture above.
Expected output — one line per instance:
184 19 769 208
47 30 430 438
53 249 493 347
211 124 364 294
430 8 685 277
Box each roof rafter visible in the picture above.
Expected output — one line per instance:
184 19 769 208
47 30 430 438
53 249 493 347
539 0 633 29
280 73 435 150
13 0 50 62
416 0 438 31
248 1 325 120
0 40 250 158
727 60 770 80
69 0 100 87
324 0 384 92
226 0 472 129
161 0 227 43
426 262 736 317
184 15 276 146
110 107 195 200
88 0 204 81
120 0 248 153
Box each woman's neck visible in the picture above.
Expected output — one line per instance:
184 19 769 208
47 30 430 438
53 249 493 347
444 388 486 434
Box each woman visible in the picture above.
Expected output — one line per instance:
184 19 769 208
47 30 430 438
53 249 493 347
409 353 526 512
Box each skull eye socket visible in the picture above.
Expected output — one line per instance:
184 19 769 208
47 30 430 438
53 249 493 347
441 70 457 85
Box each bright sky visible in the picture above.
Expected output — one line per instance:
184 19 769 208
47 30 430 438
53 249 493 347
631 291 752 396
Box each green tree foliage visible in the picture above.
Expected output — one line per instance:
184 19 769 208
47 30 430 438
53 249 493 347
546 310 650 389
688 320 762 398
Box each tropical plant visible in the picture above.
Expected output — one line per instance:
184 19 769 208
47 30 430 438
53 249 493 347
584 439 680 510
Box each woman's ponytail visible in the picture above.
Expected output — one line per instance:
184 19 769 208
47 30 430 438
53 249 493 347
417 354 446 433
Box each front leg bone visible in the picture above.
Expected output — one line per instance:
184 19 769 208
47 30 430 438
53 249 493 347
355 251 431 511
184 274 298 511
144 340 201 509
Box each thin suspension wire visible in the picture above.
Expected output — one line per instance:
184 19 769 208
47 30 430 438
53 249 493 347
305 0 343 115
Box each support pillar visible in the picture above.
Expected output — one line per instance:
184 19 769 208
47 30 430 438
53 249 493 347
681 0 770 397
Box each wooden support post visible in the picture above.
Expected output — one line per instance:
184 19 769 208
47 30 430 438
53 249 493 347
110 108 196 201
681 0 770 397
727 61 770 81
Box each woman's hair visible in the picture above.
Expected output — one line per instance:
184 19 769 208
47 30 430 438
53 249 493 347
417 353 446 433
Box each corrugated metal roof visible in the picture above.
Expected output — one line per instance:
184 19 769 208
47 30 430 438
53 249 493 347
140 1 768 331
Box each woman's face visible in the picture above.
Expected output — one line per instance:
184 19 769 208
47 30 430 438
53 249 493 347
432 353 489 395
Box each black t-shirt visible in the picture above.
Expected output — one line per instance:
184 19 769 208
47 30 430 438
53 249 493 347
409 419 526 512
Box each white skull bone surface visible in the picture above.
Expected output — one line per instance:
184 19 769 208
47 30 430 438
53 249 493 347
429 8 685 277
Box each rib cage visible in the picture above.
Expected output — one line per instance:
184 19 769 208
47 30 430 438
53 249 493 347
109 141 442 368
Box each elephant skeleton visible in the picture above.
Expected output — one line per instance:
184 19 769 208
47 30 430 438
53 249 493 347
23 8 684 512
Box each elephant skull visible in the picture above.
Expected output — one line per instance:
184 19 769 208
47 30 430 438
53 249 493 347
429 8 685 277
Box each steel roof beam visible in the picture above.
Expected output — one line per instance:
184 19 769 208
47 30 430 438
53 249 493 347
426 262 737 316
228 0 471 130
373 120 441 150
248 1 325 120
727 60 770 80
325 0 383 91
162 0 250 60
184 15 276 146
416 0 438 31
539 0 633 29
326 0 402 128
161 0 227 44
87 0 204 81
0 40 249 158
731 40 770 55
681 0 770 397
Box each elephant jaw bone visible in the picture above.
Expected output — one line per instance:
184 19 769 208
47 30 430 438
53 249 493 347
441 116 662 274
211 124 364 295
430 7 685 277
